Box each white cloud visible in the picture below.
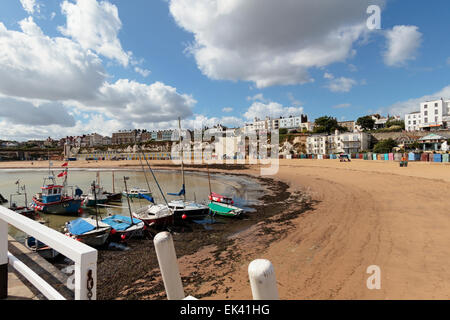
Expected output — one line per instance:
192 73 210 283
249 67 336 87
326 77 357 93
246 93 267 102
134 67 151 77
222 107 233 113
323 72 334 80
20 0 39 15
169 0 384 88
386 85 450 116
0 17 105 101
78 79 196 124
0 97 75 127
332 103 351 109
244 101 304 121
383 25 422 67
59 0 131 66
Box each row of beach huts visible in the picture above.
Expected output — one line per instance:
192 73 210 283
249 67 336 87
285 152 450 162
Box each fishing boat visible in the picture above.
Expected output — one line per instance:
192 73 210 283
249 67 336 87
25 236 60 260
101 215 145 242
64 218 111 248
132 204 173 228
102 176 145 242
82 184 108 207
122 188 152 199
206 163 243 218
208 192 234 205
31 162 83 215
8 181 37 219
104 191 122 202
167 118 210 222
208 202 244 218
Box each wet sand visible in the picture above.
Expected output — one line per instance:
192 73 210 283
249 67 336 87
2 159 450 299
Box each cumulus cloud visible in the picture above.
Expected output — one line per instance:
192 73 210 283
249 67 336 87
20 0 39 14
134 67 151 77
169 0 384 88
0 17 105 101
385 85 450 116
326 77 357 93
77 79 196 124
222 107 233 113
383 25 422 67
243 101 304 121
59 0 131 66
0 97 75 127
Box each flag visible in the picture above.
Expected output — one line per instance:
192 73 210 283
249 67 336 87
58 171 67 178
62 162 68 167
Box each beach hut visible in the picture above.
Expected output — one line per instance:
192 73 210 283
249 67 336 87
442 154 450 162
388 153 394 161
408 153 419 161
433 154 442 162
384 154 389 161
420 153 429 162
394 153 402 161
372 153 377 161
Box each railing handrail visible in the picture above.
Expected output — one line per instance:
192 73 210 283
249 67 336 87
0 206 98 300
0 207 96 264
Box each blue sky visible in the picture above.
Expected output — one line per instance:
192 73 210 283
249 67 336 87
0 0 449 140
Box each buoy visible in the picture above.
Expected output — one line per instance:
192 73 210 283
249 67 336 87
182 214 187 220
111 229 117 235
121 234 126 240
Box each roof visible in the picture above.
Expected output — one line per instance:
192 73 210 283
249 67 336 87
418 133 450 141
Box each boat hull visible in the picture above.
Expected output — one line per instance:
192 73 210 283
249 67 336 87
73 229 111 247
32 198 82 215
208 202 244 218
172 207 210 222
83 198 108 207
25 237 60 260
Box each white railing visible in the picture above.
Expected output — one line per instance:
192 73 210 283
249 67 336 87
154 232 279 300
0 206 97 300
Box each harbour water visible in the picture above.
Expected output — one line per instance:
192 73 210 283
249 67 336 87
1 168 265 240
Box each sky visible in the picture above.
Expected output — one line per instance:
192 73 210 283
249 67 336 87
0 0 449 141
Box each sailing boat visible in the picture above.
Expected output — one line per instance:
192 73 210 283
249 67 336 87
64 181 111 248
31 161 83 215
167 118 209 222
9 180 37 219
82 172 108 207
132 151 174 229
206 164 243 218
101 176 145 242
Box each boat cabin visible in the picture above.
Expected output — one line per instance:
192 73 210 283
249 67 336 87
40 185 63 204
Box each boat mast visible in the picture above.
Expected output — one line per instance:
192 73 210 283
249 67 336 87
140 149 170 207
92 181 99 229
123 176 134 226
207 163 212 197
178 117 186 202
138 154 152 196
112 171 115 193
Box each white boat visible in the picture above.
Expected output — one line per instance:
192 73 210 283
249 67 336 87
132 204 174 228
168 200 210 222
64 218 111 248
122 188 152 199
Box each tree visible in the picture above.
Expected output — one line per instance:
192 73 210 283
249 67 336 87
313 116 345 134
373 138 397 153
386 119 405 129
279 128 288 135
356 116 376 131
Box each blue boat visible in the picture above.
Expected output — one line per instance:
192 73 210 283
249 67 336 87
101 215 145 242
31 169 83 216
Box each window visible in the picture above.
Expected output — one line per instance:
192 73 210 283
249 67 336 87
435 103 438 107
424 111 428 116
413 121 416 125
424 104 428 108
435 109 438 115
425 118 428 123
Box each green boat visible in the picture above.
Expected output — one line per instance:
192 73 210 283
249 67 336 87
122 188 152 199
208 202 244 217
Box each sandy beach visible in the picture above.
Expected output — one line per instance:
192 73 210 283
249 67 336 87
2 159 450 300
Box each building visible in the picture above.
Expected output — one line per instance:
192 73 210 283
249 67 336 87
405 98 450 132
244 115 308 133
418 133 450 151
405 112 422 132
338 120 357 132
306 131 371 155
112 130 137 145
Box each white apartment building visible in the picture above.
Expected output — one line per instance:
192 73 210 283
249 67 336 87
306 131 371 155
405 98 450 132
244 115 308 133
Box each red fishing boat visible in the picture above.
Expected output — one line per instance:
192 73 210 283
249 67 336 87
208 192 234 205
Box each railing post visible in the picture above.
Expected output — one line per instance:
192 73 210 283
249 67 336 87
154 232 185 300
0 220 8 299
74 251 97 300
248 259 279 300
